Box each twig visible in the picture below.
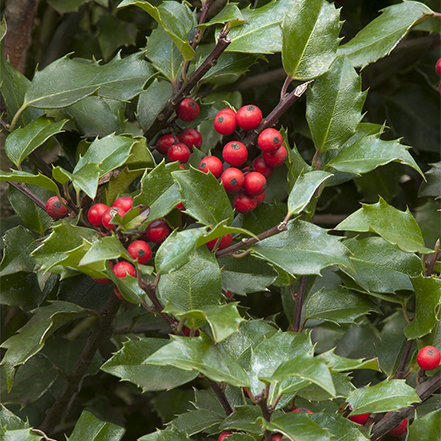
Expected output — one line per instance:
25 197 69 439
208 379 234 415
242 82 311 148
145 30 231 139
425 239 440 276
280 76 293 100
395 340 414 379
371 373 441 440
292 277 308 332
257 392 273 441
9 182 47 210
39 295 120 433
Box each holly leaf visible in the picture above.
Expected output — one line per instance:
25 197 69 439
252 220 351 276
198 4 244 30
0 170 59 194
173 168 233 226
281 0 341 80
220 405 262 434
170 409 223 436
5 117 68 167
139 430 191 441
419 162 441 199
335 198 432 254
318 350 380 373
101 337 198 392
68 410 125 441
146 335 250 387
405 276 441 339
79 236 132 267
306 57 365 153
287 170 333 215
0 404 41 441
338 1 434 68
347 379 420 415
408 409 441 441
310 414 369 441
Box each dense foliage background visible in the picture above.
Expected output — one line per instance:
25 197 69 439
0 0 440 440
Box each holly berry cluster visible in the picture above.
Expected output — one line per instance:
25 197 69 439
155 98 288 214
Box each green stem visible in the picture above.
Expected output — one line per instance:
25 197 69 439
9 102 28 131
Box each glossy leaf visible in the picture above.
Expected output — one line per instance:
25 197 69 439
0 170 59 194
101 337 198 392
0 404 41 440
146 335 250 387
338 1 434 68
318 350 380 372
68 411 125 441
336 198 432 254
158 248 221 313
139 430 191 441
199 4 245 30
287 170 333 215
405 276 441 339
220 405 262 434
5 117 68 167
419 161 441 199
170 409 223 436
173 168 233 226
342 237 422 293
408 409 441 441
281 0 341 80
310 414 369 441
347 379 420 415
79 236 131 267
24 53 153 109
306 57 365 153
118 0 195 60
252 219 351 276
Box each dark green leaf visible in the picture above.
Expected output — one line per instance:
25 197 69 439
101 337 198 392
0 404 41 440
79 236 131 267
68 410 125 441
139 430 191 441
48 0 89 13
198 4 245 30
310 414 369 441
408 409 441 441
318 349 380 372
0 170 59 194
220 405 262 434
335 197 432 254
281 0 341 80
419 162 441 198
170 409 222 436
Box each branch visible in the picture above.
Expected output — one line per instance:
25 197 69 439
4 0 39 73
395 340 415 379
425 239 440 276
242 82 310 148
371 373 441 440
292 277 308 332
9 182 47 210
208 379 233 415
145 31 231 139
39 295 120 433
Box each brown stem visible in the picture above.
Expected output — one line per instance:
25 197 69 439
292 277 308 332
39 295 120 433
395 340 414 379
425 239 440 276
371 373 441 440
9 182 47 210
258 393 273 441
280 76 293 100
208 379 234 415
242 82 310 148
145 31 231 139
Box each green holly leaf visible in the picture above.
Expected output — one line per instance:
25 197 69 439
252 220 351 276
118 0 195 61
146 335 250 387
338 1 434 68
408 409 441 441
68 410 125 441
318 349 380 372
158 248 221 313
287 170 333 215
79 236 132 267
327 134 423 177
264 413 332 441
173 168 233 226
5 117 68 167
0 170 59 194
101 337 198 392
23 52 153 109
335 198 432 254
0 301 93 390
220 405 262 434
419 161 441 199
306 57 365 153
170 409 223 436
139 430 191 441
347 379 420 415
405 276 441 339
198 4 245 30
342 237 422 293
0 404 41 441
310 414 369 441
281 0 341 80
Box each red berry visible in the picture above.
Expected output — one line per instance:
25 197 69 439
128 240 152 265
214 110 237 136
45 196 69 220
272 435 283 441
417 346 441 371
252 156 273 178
234 193 257 213
113 261 136 278
292 408 314 415
176 202 185 210
255 191 266 206
263 146 288 168
244 171 266 196
349 413 370 425
102 207 126 230
113 196 133 213
236 105 263 131
178 128 203 149
436 58 441 77
389 419 408 437
177 98 200 122
87 203 109 227
223 141 248 167
199 156 224 178
207 234 233 251
218 432 233 441
145 220 171 244
168 143 191 163
258 128 283 153
157 134 177 155
221 168 245 193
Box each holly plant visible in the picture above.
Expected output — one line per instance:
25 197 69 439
0 0 440 440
